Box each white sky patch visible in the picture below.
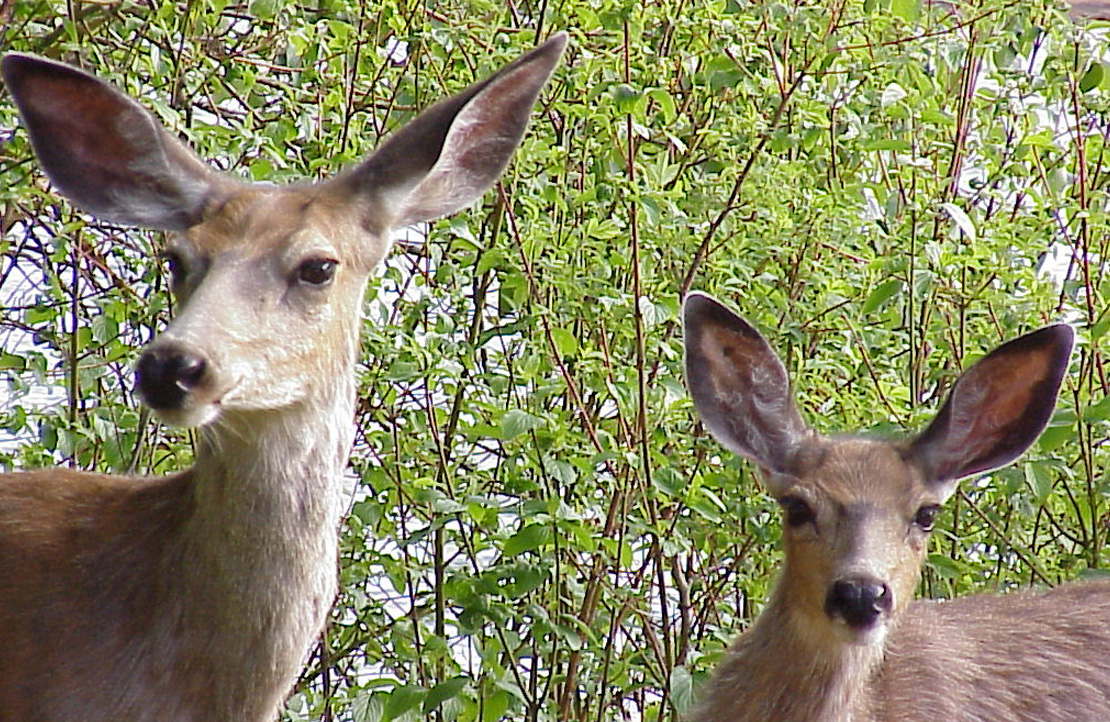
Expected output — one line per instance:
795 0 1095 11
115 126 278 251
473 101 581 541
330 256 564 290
379 38 409 66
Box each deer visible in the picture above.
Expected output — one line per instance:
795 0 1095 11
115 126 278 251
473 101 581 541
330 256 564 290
683 291 1110 722
0 34 565 722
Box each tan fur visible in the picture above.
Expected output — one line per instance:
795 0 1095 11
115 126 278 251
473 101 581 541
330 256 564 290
683 292 1109 722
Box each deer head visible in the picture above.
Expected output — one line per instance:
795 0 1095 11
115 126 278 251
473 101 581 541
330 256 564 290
2 37 567 430
684 292 1072 647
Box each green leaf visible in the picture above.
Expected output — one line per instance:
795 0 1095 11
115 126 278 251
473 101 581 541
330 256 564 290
503 524 551 556
1080 62 1105 93
550 326 579 356
501 409 544 439
1091 313 1110 341
499 562 549 597
384 360 421 382
383 685 426 722
482 690 511 722
476 318 531 348
1024 463 1054 504
248 0 282 19
652 466 685 497
0 353 26 371
926 553 965 579
424 677 469 713
862 279 903 314
1083 394 1110 422
647 88 677 124
611 83 643 114
891 0 920 21
1039 418 1075 452
861 138 911 151
352 691 384 722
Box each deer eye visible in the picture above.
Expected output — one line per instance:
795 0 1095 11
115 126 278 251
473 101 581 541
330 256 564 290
778 495 816 528
295 258 338 287
161 250 186 284
914 504 940 532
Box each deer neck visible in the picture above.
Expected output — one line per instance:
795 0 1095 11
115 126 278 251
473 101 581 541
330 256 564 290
152 357 357 710
185 367 356 565
147 374 357 716
700 576 884 722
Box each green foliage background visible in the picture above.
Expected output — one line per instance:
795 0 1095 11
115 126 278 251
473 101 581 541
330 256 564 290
2 1 1110 720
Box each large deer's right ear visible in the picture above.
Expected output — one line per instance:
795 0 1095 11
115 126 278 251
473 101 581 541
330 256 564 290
327 33 566 233
908 324 1074 494
683 292 809 479
2 54 228 231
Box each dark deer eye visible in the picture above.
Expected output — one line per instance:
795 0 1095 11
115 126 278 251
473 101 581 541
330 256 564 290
296 258 338 287
161 250 186 284
914 504 940 531
779 495 816 527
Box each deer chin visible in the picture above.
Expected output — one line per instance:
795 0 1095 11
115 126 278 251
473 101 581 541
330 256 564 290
148 398 222 429
830 616 890 648
145 378 241 429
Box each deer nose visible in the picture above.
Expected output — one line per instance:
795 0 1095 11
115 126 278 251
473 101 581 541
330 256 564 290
825 576 892 629
136 343 208 411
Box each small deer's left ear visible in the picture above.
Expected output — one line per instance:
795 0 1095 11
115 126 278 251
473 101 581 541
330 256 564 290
908 324 1073 494
683 292 810 487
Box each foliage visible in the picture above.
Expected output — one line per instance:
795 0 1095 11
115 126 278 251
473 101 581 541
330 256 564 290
2 1 1110 720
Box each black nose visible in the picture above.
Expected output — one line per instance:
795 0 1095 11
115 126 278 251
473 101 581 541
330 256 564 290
825 576 892 629
136 343 207 410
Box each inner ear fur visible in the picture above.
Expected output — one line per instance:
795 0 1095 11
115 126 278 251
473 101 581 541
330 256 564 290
2 53 228 230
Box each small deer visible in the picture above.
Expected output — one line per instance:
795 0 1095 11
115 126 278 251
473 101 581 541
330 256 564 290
683 291 1110 722
0 35 564 722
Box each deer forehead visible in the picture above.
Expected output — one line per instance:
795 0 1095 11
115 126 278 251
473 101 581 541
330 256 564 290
787 438 933 512
182 187 369 266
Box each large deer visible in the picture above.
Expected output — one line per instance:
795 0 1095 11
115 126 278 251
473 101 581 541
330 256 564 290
0 35 564 722
683 291 1110 722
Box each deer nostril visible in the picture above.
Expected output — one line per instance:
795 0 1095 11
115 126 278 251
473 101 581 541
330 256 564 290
136 344 208 411
825 577 892 629
173 354 206 389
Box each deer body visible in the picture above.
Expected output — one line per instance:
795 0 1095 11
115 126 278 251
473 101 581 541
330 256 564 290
683 292 1110 722
0 36 564 722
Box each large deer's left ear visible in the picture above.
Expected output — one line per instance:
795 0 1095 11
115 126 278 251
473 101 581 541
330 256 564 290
2 53 231 231
325 33 567 233
683 292 811 490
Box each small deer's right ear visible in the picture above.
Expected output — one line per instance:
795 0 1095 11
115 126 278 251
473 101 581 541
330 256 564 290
2 53 227 231
909 324 1074 492
683 292 809 477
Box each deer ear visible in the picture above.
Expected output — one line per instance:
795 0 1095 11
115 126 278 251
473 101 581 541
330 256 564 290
326 33 566 233
683 292 809 483
2 54 229 231
908 325 1074 494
